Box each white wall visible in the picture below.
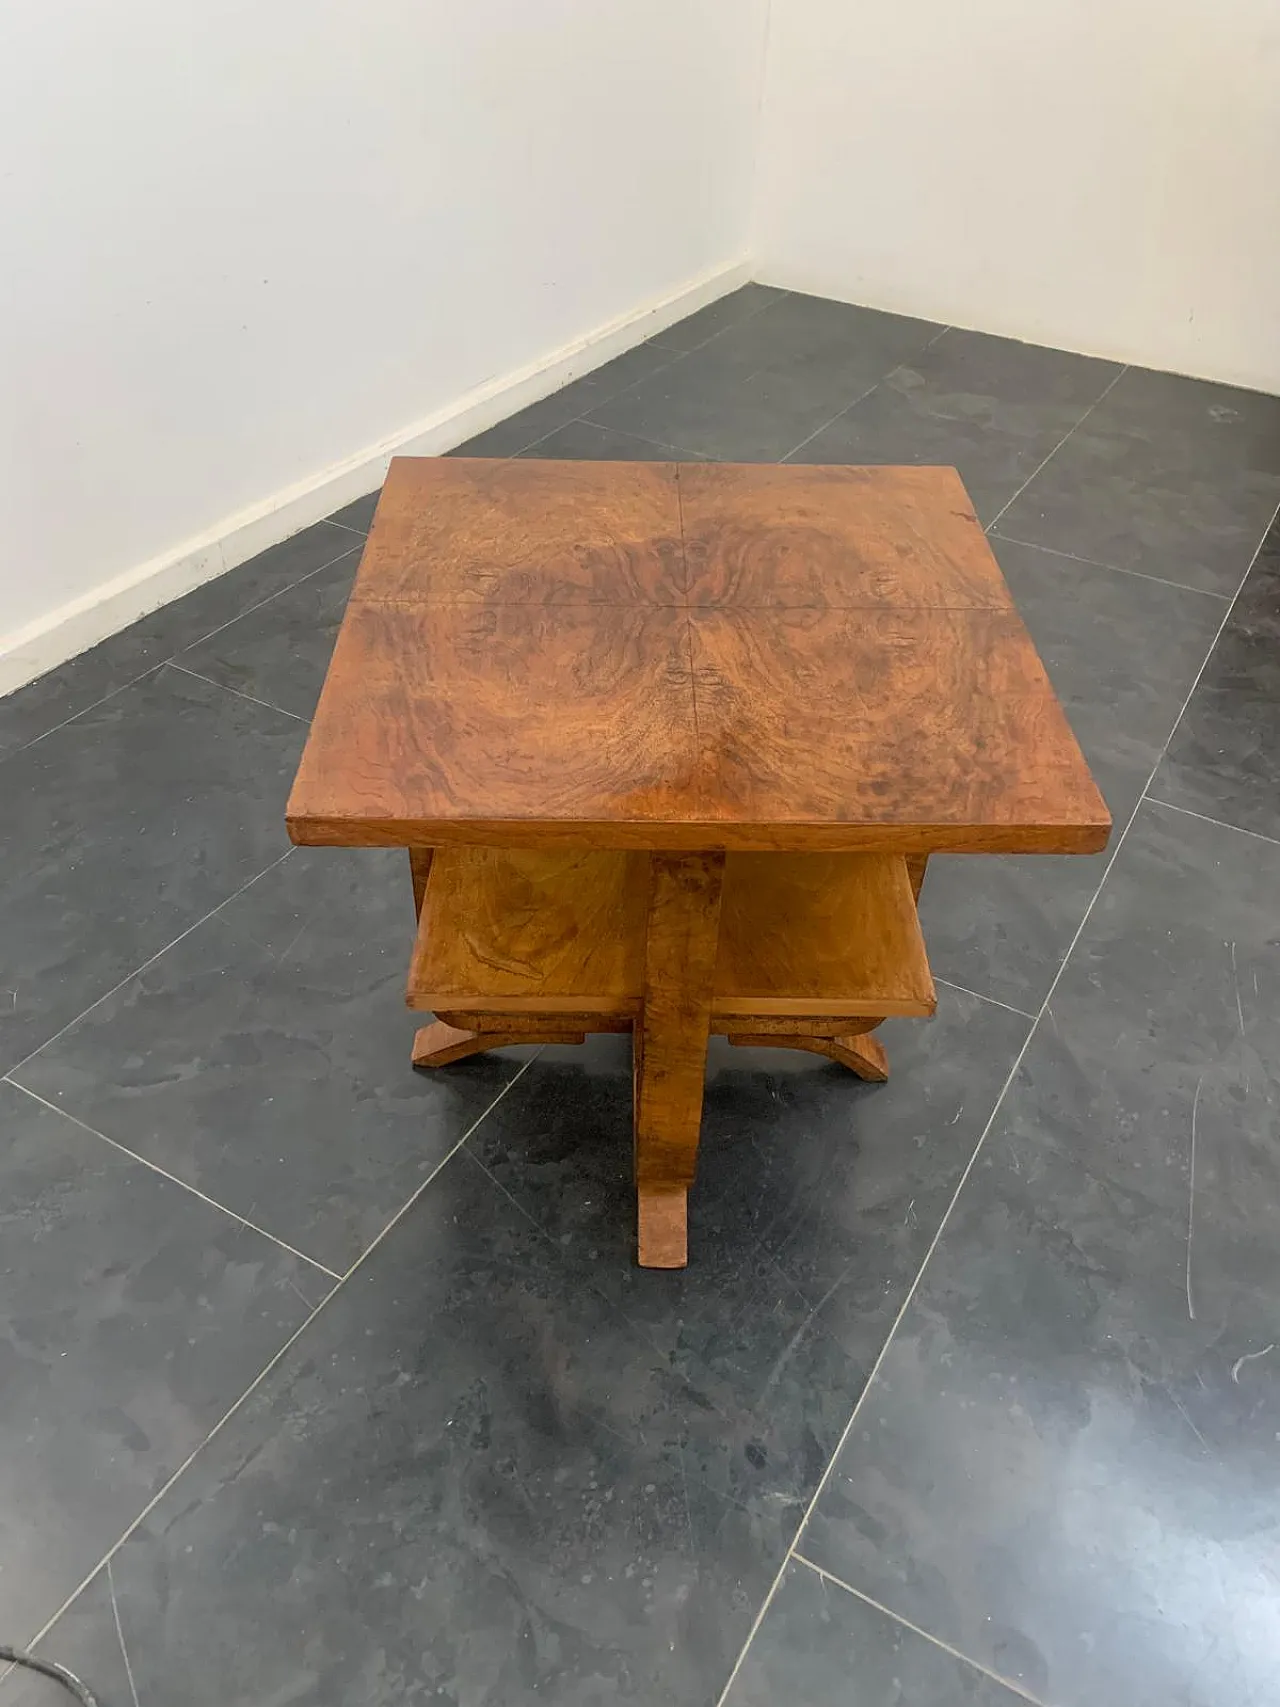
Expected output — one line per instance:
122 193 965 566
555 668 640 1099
755 0 1280 394
0 0 767 679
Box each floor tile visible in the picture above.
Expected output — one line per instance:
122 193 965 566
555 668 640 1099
519 418 708 461
1099 367 1280 475
725 1561 1028 1707
467 986 1029 1510
14 847 525 1274
0 522 356 763
703 292 944 394
588 295 942 461
450 341 678 459
0 666 305 1074
997 366 1280 594
8 1151 796 1707
919 537 1225 1011
791 328 1120 523
647 283 789 353
1155 516 1280 839
178 549 359 721
0 1079 322 1644
801 801 1280 1707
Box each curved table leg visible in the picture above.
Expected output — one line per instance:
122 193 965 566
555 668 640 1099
412 1020 586 1068
633 852 725 1269
726 1027 890 1082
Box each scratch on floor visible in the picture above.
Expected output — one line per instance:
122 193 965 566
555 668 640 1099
1230 942 1246 1039
1231 1344 1274 1385
949 1104 963 1125
759 1270 847 1401
274 912 315 969
1172 1394 1211 1455
677 1442 695 1555
107 1556 142 1707
1186 1073 1204 1322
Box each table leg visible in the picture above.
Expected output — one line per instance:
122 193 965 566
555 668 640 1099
633 852 725 1268
409 847 434 920
413 1019 588 1067
726 1027 889 1081
906 853 929 904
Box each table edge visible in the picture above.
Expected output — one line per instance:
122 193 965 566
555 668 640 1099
286 812 1112 857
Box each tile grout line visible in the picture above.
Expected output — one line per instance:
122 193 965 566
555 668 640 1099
169 538 363 659
791 1555 1052 1707
19 1052 540 1655
3 847 297 1081
333 1053 539 1283
1134 491 1280 806
1 533 359 766
985 363 1129 534
933 976 1035 1021
481 337 699 460
1145 796 1280 849
516 333 715 458
778 322 952 464
164 661 311 724
645 285 792 358
542 418 713 463
988 531 1231 600
778 378 886 464
3 1078 342 1281
716 788 1144 1705
714 493 1280 1707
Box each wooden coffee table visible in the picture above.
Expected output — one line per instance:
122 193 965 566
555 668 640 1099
287 456 1109 1266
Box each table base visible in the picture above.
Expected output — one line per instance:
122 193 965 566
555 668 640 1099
404 847 936 1268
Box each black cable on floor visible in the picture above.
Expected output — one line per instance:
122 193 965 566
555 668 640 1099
0 1647 100 1706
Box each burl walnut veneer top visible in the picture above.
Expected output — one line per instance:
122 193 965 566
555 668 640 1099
287 457 1109 855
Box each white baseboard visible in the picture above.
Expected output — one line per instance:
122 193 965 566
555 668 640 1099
0 256 752 698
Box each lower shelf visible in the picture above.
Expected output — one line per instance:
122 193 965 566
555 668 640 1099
406 847 935 1022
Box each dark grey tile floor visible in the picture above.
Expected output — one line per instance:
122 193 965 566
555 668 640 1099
2 284 1278 1706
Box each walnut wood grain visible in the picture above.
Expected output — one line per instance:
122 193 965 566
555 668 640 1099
678 463 1010 609
407 848 648 1015
353 456 685 605
715 852 934 1017
688 606 1108 849
633 853 725 1268
287 458 1110 857
290 599 700 846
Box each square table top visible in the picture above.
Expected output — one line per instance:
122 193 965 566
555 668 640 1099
287 456 1110 855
